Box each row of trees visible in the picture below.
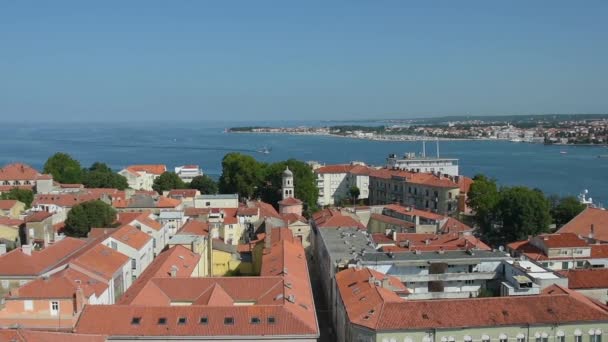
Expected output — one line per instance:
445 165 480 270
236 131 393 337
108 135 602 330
468 174 586 246
43 153 128 189
151 172 218 195
218 153 318 213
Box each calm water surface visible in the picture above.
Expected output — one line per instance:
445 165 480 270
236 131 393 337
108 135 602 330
1 121 606 206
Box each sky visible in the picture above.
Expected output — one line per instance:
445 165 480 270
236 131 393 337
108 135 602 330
1 1 607 122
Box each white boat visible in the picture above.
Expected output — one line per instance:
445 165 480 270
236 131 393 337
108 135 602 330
560 151 568 154
257 147 271 154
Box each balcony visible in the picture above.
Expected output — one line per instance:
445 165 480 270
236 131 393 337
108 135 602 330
395 271 497 282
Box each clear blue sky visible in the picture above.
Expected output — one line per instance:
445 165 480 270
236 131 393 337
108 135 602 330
1 1 607 122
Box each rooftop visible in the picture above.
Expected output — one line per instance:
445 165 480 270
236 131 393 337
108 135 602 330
0 238 87 276
558 207 608 242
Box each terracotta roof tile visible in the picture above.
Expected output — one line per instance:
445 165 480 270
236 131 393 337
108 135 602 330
558 207 608 242
315 164 373 175
0 238 87 276
177 220 209 236
110 225 152 250
313 208 365 229
71 244 129 280
126 164 167 175
278 197 302 206
168 189 198 198
0 200 20 210
0 217 24 227
0 163 42 181
24 211 52 222
6 267 107 299
560 268 608 289
370 168 463 189
0 330 106 342
33 193 103 208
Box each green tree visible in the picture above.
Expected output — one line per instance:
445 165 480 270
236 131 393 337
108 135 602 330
218 153 264 199
349 186 361 205
43 152 83 184
0 188 34 208
64 200 117 237
551 196 586 228
257 159 319 213
82 162 128 190
496 187 552 243
467 174 500 235
189 175 218 194
152 172 186 194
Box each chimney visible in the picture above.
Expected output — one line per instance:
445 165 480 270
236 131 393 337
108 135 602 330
381 277 390 289
392 229 397 242
21 244 32 256
265 227 272 247
170 265 178 277
590 224 595 239
75 286 86 313
0 244 6 256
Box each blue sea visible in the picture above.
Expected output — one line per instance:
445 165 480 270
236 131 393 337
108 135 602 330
1 121 607 206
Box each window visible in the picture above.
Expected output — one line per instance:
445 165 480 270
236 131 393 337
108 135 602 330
158 317 167 325
200 317 208 325
250 317 261 324
465 280 474 285
1 280 8 289
517 334 526 342
561 262 569 270
224 317 234 325
50 301 59 315
24 300 33 311
499 334 508 342
556 332 565 342
482 335 490 342
131 258 137 270
267 316 276 324
131 317 141 325
111 241 118 250
178 317 187 325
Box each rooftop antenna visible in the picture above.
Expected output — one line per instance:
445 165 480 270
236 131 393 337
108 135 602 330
436 138 440 158
422 140 426 158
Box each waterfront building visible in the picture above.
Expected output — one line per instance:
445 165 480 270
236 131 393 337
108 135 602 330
386 151 459 176
369 168 473 215
118 164 167 191
0 163 54 194
314 162 373 206
174 164 203 183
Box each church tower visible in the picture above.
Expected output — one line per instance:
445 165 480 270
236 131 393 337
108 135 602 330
282 166 294 200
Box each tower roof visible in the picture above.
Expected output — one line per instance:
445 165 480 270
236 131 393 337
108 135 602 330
283 166 293 177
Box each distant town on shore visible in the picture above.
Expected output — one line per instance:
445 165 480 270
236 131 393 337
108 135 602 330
229 113 608 145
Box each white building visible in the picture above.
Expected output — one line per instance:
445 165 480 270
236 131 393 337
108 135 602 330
119 211 169 257
386 152 459 176
314 162 372 206
194 194 239 209
118 165 166 191
102 225 154 281
174 165 203 183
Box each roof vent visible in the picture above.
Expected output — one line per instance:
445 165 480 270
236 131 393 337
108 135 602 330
285 282 293 289
286 295 296 303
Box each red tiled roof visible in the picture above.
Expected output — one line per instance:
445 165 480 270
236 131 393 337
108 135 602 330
110 225 152 250
0 185 35 192
237 207 259 216
281 213 307 225
558 207 608 242
59 183 84 189
0 238 87 276
372 232 491 252
458 176 474 193
441 216 472 233
561 268 608 289
248 200 281 219
278 197 302 206
536 233 589 248
71 244 129 280
184 207 210 217
33 193 102 208
0 199 19 210
369 213 415 229
374 289 608 330
591 244 608 258
0 163 42 181
7 267 107 299
223 216 238 225
119 245 201 305
25 211 52 222
313 208 365 229
0 217 24 227
177 220 209 236
337 267 608 331
384 204 445 221
168 189 198 198
126 164 167 175
370 168 462 189
315 164 372 175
